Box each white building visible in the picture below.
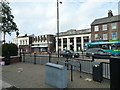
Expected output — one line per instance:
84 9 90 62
12 34 34 53
56 29 91 52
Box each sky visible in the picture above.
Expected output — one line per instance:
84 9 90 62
1 0 120 42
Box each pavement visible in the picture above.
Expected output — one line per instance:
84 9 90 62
2 62 110 89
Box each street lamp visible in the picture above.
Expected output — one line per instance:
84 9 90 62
57 0 62 59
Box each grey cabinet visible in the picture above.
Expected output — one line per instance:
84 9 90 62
45 63 67 88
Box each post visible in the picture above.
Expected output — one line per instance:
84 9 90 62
82 50 84 58
34 53 36 64
79 63 82 78
71 64 73 81
92 56 94 61
23 52 25 62
49 52 51 63
57 0 59 59
66 57 69 70
20 51 22 62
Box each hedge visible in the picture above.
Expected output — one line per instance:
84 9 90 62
2 43 18 57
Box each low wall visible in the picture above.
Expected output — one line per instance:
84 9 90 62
0 56 21 63
10 56 21 63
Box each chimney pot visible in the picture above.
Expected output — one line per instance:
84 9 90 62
108 10 113 17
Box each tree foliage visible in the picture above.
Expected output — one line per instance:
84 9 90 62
0 0 19 42
2 43 18 57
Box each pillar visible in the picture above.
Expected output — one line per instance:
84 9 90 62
61 38 63 51
67 38 70 50
74 37 77 52
56 37 58 52
81 36 84 51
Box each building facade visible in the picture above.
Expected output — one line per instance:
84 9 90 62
91 10 120 42
56 29 91 52
12 34 34 53
31 34 55 53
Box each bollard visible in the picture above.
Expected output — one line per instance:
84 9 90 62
71 64 73 81
30 52 31 57
79 63 82 78
65 60 66 66
92 56 94 61
23 52 25 62
66 58 69 70
49 52 51 63
20 52 22 62
34 53 36 64
57 61 58 64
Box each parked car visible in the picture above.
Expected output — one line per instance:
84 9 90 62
86 48 114 58
60 50 79 58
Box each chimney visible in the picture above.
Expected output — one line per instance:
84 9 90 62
108 10 113 17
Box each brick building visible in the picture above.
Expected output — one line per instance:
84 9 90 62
91 10 120 42
32 34 55 53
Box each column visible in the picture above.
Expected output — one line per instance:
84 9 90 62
56 37 58 52
61 38 63 51
67 38 70 50
89 35 91 42
74 37 77 52
81 36 84 51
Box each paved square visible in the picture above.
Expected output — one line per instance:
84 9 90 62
2 62 110 88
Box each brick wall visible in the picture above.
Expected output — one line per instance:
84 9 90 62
0 56 21 63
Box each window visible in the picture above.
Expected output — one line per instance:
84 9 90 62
95 34 99 40
102 24 107 30
26 40 27 44
83 36 89 42
111 23 117 29
20 41 22 45
112 32 117 40
94 26 99 31
101 44 110 49
103 34 108 40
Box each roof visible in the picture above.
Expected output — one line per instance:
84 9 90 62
17 34 34 38
91 15 120 25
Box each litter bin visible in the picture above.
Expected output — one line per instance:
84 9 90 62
92 61 103 82
45 63 67 88
3 56 10 65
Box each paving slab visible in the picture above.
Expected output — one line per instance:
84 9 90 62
2 62 110 88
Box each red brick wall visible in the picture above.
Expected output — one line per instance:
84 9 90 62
1 56 21 63
10 57 20 63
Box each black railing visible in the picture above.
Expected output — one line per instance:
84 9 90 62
21 52 110 80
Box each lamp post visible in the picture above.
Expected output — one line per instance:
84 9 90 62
57 0 62 59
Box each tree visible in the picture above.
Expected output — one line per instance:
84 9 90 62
0 0 19 43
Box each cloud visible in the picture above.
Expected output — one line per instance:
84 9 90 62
4 0 119 42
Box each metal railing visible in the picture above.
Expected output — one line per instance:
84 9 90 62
20 52 110 80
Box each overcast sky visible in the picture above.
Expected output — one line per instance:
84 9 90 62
2 0 120 42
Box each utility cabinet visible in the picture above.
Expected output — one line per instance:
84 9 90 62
45 63 67 88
